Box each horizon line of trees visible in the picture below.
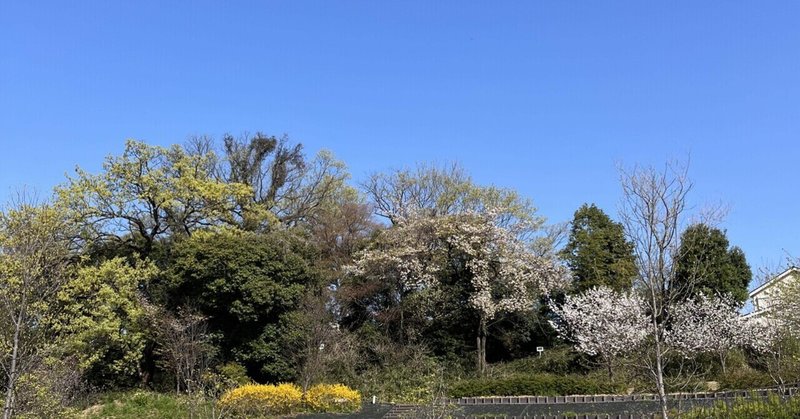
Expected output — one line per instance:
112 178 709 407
1 133 786 419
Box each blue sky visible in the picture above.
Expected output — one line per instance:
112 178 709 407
1 2 799 285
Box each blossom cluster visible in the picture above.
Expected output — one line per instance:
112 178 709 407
346 209 571 322
550 286 650 358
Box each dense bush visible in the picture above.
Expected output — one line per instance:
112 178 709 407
448 373 624 398
718 367 775 390
682 394 800 419
217 362 251 386
218 383 302 416
304 383 361 413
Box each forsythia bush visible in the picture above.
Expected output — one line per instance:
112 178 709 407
304 383 361 413
218 383 302 416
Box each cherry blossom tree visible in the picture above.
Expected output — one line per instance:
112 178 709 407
665 293 746 374
550 286 650 379
346 209 570 374
440 211 571 374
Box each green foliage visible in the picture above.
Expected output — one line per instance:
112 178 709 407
77 391 198 419
165 228 318 382
57 257 159 387
217 362 251 386
674 223 752 304
560 203 636 293
488 347 586 377
56 139 255 255
718 367 775 390
448 373 624 398
683 394 800 419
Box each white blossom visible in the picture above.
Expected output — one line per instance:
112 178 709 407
551 286 650 358
665 293 744 356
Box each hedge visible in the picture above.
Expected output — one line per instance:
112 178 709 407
449 374 624 398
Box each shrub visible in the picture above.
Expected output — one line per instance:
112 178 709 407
682 394 800 419
718 367 775 390
304 383 361 413
448 374 623 398
488 347 585 377
217 362 251 386
218 383 302 416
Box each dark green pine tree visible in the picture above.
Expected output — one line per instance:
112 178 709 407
673 223 752 304
560 203 637 293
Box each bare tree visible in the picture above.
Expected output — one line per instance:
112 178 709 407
0 194 74 419
618 162 694 419
292 294 359 392
144 303 214 394
216 133 349 230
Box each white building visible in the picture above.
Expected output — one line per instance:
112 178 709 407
743 267 799 319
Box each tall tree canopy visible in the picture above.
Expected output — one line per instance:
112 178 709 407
560 204 637 293
673 223 752 304
57 140 252 257
164 228 318 382
212 133 350 231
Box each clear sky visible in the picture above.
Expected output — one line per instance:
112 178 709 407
1 1 799 286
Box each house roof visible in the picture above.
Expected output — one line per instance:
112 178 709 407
749 266 799 297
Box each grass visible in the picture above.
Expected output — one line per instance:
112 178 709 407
75 391 206 418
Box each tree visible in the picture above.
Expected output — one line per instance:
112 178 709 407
287 294 359 392
560 204 637 293
215 133 350 230
56 257 159 388
0 198 74 419
665 293 748 374
550 286 649 379
347 211 570 374
165 228 317 382
56 140 252 257
674 223 752 304
618 161 694 419
362 163 552 254
144 304 214 394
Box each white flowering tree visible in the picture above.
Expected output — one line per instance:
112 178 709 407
344 214 444 343
347 210 570 374
550 286 650 379
665 293 747 374
441 211 571 374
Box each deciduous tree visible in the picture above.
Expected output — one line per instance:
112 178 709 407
551 286 649 379
0 198 74 419
618 161 694 419
347 210 570 374
57 257 159 388
665 293 748 374
57 140 252 257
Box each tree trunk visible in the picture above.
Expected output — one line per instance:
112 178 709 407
3 312 23 419
476 319 487 376
652 316 668 419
